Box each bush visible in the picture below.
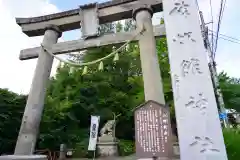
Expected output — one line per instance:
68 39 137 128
118 139 135 156
223 128 240 160
72 138 95 158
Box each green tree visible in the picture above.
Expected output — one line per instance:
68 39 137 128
0 89 26 154
218 72 240 112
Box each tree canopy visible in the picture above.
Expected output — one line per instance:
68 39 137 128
218 71 240 112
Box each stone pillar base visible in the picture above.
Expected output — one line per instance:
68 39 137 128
0 155 47 160
97 136 118 157
173 143 180 156
172 143 180 159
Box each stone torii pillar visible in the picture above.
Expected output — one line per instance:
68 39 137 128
14 25 62 155
133 5 166 105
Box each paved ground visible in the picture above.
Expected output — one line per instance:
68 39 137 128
70 154 180 160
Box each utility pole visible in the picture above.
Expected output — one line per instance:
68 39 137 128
199 11 228 128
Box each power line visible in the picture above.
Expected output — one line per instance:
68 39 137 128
213 0 222 57
209 0 214 55
195 0 200 12
220 0 227 23
209 30 240 42
213 0 227 59
220 34 240 42
219 37 240 44
212 34 240 45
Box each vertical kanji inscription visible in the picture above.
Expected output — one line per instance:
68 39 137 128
181 58 202 77
185 93 208 115
173 32 196 44
190 136 220 153
173 74 180 100
169 0 190 17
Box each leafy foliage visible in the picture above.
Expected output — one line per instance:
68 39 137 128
219 72 240 112
223 128 240 160
0 89 26 154
118 139 135 156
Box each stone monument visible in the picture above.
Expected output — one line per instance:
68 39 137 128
97 120 118 157
134 100 173 159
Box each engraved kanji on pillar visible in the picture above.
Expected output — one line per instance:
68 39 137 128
163 0 228 159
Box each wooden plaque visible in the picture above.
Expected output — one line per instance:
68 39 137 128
134 100 173 159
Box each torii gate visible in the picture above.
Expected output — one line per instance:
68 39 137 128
10 0 227 159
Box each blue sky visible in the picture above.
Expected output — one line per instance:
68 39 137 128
51 0 98 10
0 0 239 94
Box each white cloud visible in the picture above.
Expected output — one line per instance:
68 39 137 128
0 0 61 94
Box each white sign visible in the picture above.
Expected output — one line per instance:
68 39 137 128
88 115 100 151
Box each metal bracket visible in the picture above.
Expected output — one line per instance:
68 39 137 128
79 3 100 39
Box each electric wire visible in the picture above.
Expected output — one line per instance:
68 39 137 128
212 34 240 45
213 0 227 59
209 0 214 56
195 0 200 12
209 30 240 42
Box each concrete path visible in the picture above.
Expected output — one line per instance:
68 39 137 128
69 154 180 160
